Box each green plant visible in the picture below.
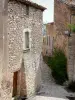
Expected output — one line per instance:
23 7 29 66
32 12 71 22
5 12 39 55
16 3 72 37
48 48 68 85
13 96 20 100
68 24 75 32
14 96 18 100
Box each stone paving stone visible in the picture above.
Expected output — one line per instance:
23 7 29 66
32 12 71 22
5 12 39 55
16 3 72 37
38 62 69 99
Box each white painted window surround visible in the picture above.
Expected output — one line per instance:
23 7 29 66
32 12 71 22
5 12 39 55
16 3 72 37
23 28 32 51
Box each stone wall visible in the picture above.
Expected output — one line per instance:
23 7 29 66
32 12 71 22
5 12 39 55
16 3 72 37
42 23 54 56
68 33 75 81
7 0 43 99
68 12 75 81
54 0 70 56
0 1 4 99
54 0 75 81
0 0 14 100
46 23 54 37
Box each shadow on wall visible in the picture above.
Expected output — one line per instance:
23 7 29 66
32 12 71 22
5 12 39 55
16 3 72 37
20 59 27 97
35 53 43 93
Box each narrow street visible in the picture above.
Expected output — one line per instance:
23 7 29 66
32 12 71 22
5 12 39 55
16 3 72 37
27 62 74 100
37 62 69 99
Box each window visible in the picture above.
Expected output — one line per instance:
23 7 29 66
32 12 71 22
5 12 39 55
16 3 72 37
25 32 29 49
23 28 31 51
26 5 29 15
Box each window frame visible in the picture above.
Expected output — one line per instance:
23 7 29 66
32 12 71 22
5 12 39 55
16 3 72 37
23 28 31 51
25 31 29 49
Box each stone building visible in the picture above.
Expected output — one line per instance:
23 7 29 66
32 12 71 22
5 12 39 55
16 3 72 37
54 0 75 81
42 23 54 56
0 0 46 100
46 22 54 37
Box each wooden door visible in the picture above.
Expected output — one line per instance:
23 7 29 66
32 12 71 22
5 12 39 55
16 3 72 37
12 72 18 97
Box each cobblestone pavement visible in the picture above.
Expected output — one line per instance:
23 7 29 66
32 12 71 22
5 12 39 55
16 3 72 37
27 62 74 100
37 62 69 99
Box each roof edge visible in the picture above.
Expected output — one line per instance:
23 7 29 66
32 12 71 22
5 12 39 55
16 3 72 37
64 1 75 9
10 0 46 11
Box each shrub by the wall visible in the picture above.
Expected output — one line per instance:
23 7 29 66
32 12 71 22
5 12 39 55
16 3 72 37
68 24 75 33
50 48 68 85
43 48 68 85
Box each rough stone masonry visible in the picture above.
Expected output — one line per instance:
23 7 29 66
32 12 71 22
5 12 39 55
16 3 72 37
54 0 75 81
0 0 46 100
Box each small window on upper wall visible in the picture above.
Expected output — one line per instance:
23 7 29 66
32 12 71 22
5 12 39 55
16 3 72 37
26 5 29 15
25 31 29 49
23 29 31 51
